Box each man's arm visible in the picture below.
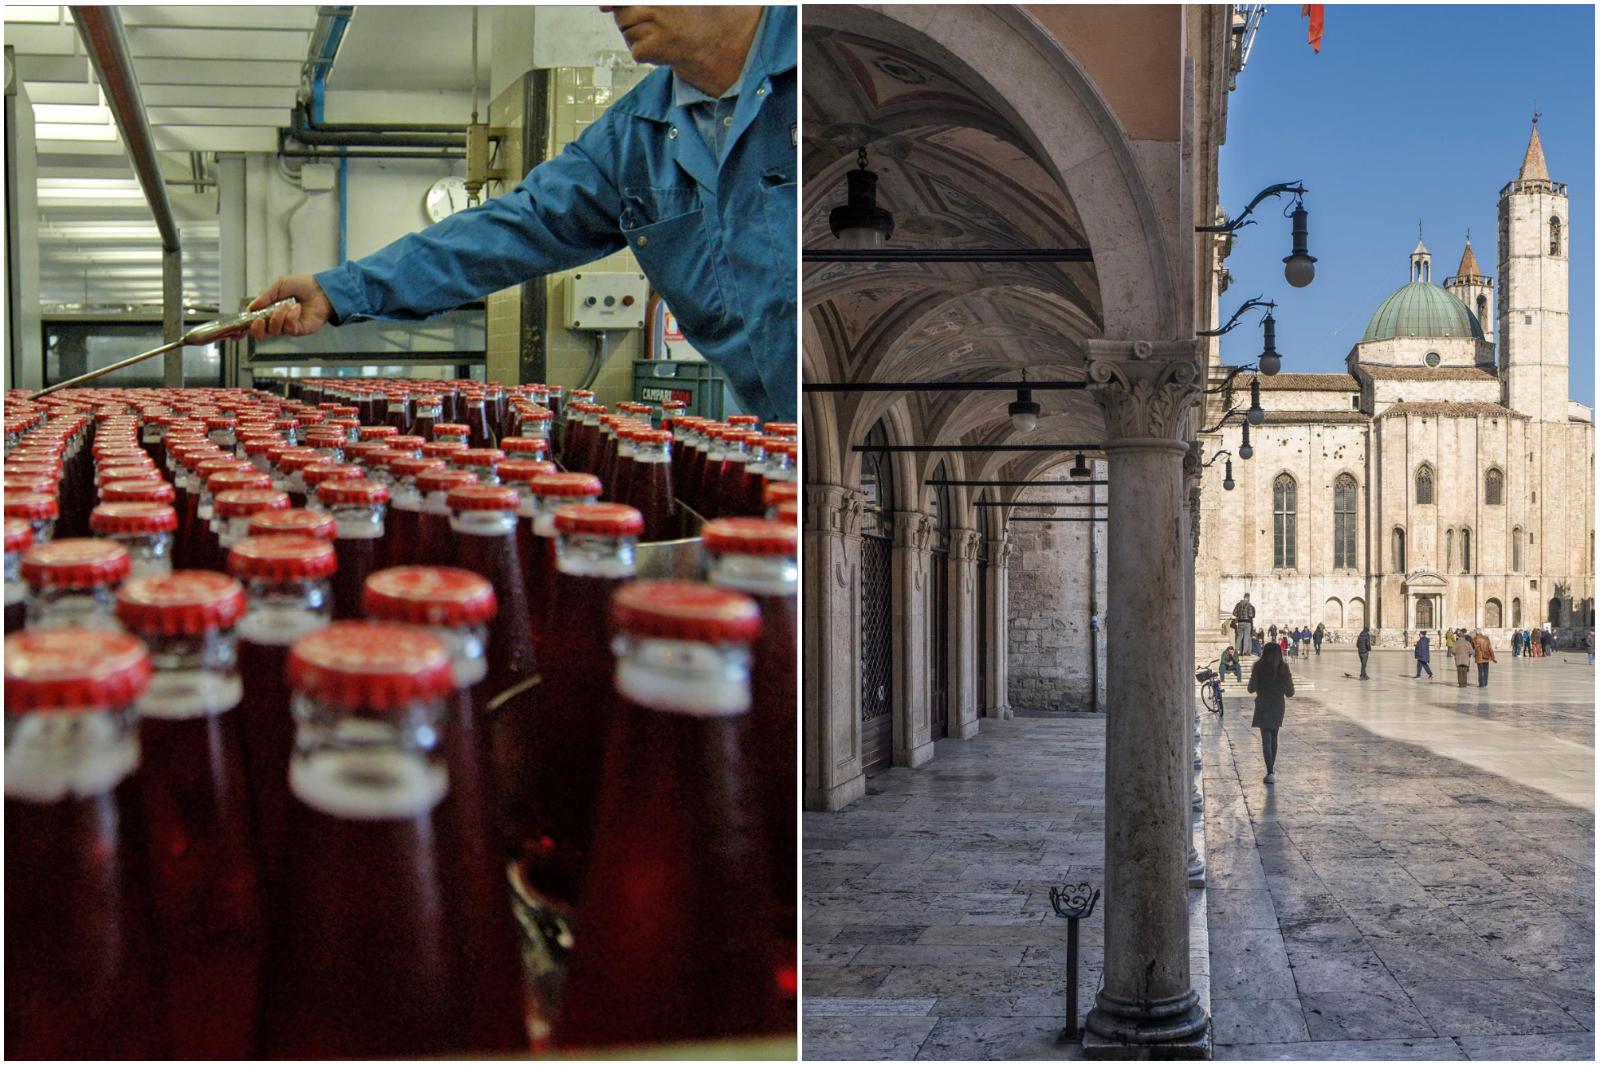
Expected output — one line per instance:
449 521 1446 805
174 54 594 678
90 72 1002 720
252 118 628 334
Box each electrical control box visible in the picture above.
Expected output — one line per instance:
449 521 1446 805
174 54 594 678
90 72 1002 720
562 271 648 331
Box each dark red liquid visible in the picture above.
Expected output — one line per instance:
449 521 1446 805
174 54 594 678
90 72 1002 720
596 433 618 492
5 597 23 633
412 411 438 443
610 452 636 507
137 700 266 1059
258 776 462 1057
331 533 381 621
463 400 494 449
236 634 302 895
551 691 787 1049
738 466 766 517
5 775 167 1059
516 522 558 650
628 460 678 543
454 523 537 712
750 590 798 986
502 568 624 908
175 483 202 568
683 444 709 513
387 502 421 569
386 398 413 435
416 509 455 568
438 687 531 1052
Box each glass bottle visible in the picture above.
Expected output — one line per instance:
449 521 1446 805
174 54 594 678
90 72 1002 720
300 461 365 511
214 489 292 558
5 518 33 633
6 489 59 544
432 421 471 446
519 471 601 649
259 623 510 1057
5 628 165 1059
316 479 390 621
415 467 478 568
385 457 448 569
226 534 336 895
411 393 443 441
361 566 530 1051
446 483 538 701
702 517 800 994
89 501 177 579
623 429 677 541
246 506 337 542
22 537 131 630
113 571 265 1058
553 580 786 1050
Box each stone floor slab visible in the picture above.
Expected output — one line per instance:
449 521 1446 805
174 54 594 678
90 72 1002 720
1216 1037 1466 1060
1456 1031 1596 1059
801 1016 939 1060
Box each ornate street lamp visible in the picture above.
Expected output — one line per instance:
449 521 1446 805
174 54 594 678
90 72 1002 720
828 147 894 251
1197 182 1316 288
1247 378 1266 425
1198 297 1282 376
1069 452 1091 479
1008 387 1040 434
1239 421 1254 460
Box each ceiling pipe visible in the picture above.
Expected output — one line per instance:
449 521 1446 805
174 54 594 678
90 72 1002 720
70 7 178 253
289 103 466 150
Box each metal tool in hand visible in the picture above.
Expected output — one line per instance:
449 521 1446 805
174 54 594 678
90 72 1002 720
1049 881 1101 1042
31 298 299 398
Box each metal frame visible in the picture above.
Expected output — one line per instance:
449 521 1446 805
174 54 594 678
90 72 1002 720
806 380 1087 394
929 479 1107 487
803 247 1093 264
853 443 1102 454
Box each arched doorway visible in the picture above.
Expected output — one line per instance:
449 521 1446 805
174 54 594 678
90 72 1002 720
859 421 896 774
928 464 952 741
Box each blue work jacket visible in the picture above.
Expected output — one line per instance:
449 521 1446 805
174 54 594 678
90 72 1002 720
314 7 797 422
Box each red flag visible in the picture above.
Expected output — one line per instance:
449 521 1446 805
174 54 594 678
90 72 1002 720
1302 4 1324 53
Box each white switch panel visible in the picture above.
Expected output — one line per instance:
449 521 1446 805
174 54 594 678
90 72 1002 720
563 271 648 331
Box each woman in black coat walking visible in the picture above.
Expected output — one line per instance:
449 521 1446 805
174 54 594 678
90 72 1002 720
1248 641 1294 784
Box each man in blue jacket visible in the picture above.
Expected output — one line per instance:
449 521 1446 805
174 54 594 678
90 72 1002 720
248 6 796 423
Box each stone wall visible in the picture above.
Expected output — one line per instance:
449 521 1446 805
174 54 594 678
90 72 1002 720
1006 476 1107 712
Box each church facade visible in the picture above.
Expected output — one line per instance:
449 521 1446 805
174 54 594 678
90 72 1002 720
1197 123 1595 646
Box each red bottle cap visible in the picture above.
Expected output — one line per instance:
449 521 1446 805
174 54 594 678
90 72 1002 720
116 570 247 636
195 456 253 480
553 502 644 537
726 414 760 427
416 468 478 495
5 492 59 521
89 502 178 536
763 482 799 509
764 422 797 437
207 469 273 495
302 462 364 490
386 435 427 451
246 508 338 540
101 479 177 504
228 534 338 581
5 459 63 477
390 456 448 479
5 519 34 553
500 436 550 457
497 458 560 484
205 416 237 431
21 538 131 588
96 464 161 485
421 441 469 460
611 580 760 644
775 500 798 524
345 442 393 465
317 479 390 506
239 435 280 457
432 422 471 438
276 449 326 473
214 489 291 519
287 622 455 708
446 483 519 512
4 474 57 495
5 629 152 713
357 425 398 440
452 447 505 468
701 517 797 557
527 472 602 498
363 566 498 627
515 407 553 423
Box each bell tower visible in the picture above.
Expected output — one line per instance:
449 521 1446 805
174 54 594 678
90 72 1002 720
1444 234 1493 346
1497 117 1569 422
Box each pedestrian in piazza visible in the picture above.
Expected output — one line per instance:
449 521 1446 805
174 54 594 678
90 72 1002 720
1472 629 1496 687
1414 631 1433 679
1313 622 1324 655
1586 628 1594 664
1221 645 1242 682
1511 629 1523 658
1451 629 1474 687
1286 629 1297 657
1252 629 1263 656
1268 623 1278 644
1355 626 1373 680
1248 640 1294 785
1542 628 1555 656
1230 593 1256 657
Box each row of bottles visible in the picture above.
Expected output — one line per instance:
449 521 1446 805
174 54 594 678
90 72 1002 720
3 384 798 1058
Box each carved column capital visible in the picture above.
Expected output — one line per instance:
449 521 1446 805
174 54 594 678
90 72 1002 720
892 510 935 554
951 527 982 562
986 535 1014 567
1183 439 1205 490
1085 339 1204 444
803 483 866 538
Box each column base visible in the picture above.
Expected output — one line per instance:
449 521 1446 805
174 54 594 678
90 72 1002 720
895 739 936 769
952 714 980 740
1083 988 1210 1059
804 770 866 812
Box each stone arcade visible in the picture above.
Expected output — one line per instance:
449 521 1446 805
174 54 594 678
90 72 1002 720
802 5 1241 1054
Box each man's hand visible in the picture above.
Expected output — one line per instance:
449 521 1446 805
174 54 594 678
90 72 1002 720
248 275 332 339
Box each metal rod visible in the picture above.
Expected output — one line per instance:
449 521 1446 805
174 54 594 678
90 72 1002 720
72 7 179 253
976 501 1103 508
805 380 1087 393
1007 517 1106 523
853 443 1102 453
1065 918 1081 1040
930 479 1107 487
32 299 297 398
803 247 1094 263
276 146 466 161
161 247 182 386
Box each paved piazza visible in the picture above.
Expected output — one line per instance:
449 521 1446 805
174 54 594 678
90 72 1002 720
800 651 1593 1060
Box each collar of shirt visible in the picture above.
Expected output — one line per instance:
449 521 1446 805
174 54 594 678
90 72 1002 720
670 7 766 158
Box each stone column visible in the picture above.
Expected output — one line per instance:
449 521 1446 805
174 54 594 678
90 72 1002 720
1185 449 1206 889
947 528 982 739
984 535 1014 719
802 484 868 811
892 510 935 768
1083 339 1209 1052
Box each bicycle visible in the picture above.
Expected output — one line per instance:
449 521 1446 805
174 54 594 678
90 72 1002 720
1195 660 1225 718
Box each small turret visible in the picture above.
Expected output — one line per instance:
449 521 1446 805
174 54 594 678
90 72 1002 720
1444 234 1493 346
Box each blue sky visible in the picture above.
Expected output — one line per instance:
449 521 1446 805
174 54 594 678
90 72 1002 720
1219 4 1594 403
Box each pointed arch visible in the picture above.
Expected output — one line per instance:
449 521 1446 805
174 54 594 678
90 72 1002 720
1485 467 1504 505
1414 463 1435 505
1273 473 1297 569
1333 474 1358 569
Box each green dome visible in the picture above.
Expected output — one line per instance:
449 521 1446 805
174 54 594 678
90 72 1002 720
1360 282 1483 343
